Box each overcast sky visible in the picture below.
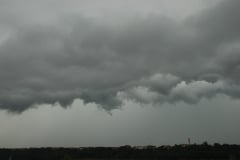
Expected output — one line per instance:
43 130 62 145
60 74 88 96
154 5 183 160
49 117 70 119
1 0 240 147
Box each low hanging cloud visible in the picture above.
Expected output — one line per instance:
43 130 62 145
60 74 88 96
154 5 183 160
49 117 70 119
117 74 227 105
0 0 240 113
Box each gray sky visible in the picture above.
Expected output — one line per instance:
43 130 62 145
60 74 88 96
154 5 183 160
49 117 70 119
0 0 240 147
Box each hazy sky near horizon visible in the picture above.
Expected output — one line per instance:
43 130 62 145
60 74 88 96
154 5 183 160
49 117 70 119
1 0 240 147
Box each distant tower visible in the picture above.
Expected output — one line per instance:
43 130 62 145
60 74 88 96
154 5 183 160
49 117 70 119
188 138 191 145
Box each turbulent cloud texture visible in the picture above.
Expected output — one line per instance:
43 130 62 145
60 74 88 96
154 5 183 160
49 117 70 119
0 0 240 112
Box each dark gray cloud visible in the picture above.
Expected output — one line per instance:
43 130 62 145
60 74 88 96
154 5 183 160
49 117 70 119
0 0 240 112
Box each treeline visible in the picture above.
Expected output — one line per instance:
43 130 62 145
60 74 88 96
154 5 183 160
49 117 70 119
1 144 240 160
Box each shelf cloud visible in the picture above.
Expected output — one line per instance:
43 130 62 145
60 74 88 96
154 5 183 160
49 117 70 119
0 0 240 113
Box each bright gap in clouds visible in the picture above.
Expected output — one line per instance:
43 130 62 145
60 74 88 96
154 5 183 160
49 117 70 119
0 95 240 147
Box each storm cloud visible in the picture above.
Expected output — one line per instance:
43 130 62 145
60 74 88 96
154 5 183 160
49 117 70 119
1 0 240 112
